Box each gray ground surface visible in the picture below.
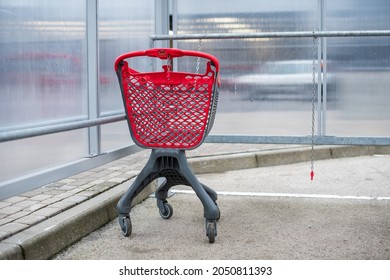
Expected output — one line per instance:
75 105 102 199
53 155 390 260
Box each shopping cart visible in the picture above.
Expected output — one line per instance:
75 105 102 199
114 48 221 243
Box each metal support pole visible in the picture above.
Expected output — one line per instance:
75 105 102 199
87 0 100 157
320 0 328 135
150 30 390 41
0 114 126 143
154 0 170 49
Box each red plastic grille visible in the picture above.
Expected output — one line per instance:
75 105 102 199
121 67 216 149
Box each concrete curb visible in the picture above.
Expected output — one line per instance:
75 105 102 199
1 145 388 259
0 181 154 260
191 145 390 173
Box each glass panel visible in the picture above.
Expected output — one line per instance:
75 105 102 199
0 0 87 128
100 121 133 152
0 0 88 182
176 0 318 136
98 0 154 151
326 0 390 136
0 130 87 182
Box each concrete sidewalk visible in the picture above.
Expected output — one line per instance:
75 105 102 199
1 144 389 259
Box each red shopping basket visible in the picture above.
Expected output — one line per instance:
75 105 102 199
114 48 220 149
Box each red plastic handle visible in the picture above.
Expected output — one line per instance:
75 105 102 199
114 48 219 72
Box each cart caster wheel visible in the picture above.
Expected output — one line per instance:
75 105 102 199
159 203 173 219
206 221 217 243
119 215 132 237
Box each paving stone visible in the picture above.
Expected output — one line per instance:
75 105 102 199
26 203 48 212
42 182 67 189
70 180 94 186
0 201 11 210
0 222 29 237
30 194 52 202
0 217 13 226
57 178 76 184
77 190 99 199
54 192 75 200
41 189 65 196
62 195 89 204
67 187 87 194
107 177 128 183
33 207 62 218
6 211 31 221
0 206 24 215
21 189 45 198
16 214 46 226
3 196 27 204
58 185 78 191
89 182 117 194
50 200 77 211
0 231 10 241
41 196 64 205
29 194 53 202
105 172 122 179
14 200 40 208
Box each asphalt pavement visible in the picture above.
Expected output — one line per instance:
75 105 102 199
52 152 390 260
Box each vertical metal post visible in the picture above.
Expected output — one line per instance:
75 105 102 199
154 0 170 71
316 0 323 136
321 0 327 135
86 0 100 156
155 0 170 49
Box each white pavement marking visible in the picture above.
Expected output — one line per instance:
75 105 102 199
170 189 390 201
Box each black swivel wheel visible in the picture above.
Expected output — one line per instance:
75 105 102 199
119 215 132 237
159 203 173 219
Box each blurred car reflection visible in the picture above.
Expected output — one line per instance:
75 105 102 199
224 60 335 101
0 52 114 90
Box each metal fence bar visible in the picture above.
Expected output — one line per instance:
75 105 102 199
150 30 390 44
0 114 127 143
206 135 390 146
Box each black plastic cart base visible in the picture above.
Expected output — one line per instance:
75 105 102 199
117 149 220 243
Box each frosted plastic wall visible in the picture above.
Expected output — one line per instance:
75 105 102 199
325 0 390 136
98 0 155 151
175 0 390 137
176 0 318 136
0 0 88 181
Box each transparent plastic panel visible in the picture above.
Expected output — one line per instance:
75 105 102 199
98 0 154 151
0 0 87 129
0 130 87 182
98 0 154 114
176 0 318 136
0 0 88 183
325 0 390 136
100 121 133 152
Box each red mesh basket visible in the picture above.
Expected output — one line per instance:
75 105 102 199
115 48 220 149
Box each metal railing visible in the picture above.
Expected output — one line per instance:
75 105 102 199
1 30 389 145
150 30 390 146
0 114 126 143
1 29 389 199
150 30 390 43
